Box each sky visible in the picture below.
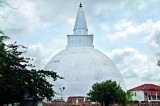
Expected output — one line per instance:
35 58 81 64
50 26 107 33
1 0 160 90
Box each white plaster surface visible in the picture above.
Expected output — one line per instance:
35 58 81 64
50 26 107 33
45 47 126 96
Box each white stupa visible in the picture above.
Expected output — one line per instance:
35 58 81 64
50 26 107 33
45 3 126 97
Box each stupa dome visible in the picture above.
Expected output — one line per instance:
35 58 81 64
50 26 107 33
44 3 126 97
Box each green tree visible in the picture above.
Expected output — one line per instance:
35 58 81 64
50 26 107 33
0 36 62 105
87 80 126 106
125 91 134 105
26 69 61 105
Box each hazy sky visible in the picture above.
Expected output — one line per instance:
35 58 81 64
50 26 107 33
1 0 160 90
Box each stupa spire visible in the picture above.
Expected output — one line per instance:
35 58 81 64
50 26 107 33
73 2 88 35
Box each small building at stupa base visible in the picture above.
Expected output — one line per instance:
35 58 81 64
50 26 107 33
43 96 101 106
129 84 160 102
44 3 126 97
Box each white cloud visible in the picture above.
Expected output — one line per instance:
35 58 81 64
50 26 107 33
100 23 109 32
106 20 155 41
115 19 133 31
106 47 160 89
25 38 66 69
67 17 75 26
4 0 49 34
144 21 160 57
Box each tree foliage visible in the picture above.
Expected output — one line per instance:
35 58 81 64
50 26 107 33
0 36 62 105
125 91 134 103
0 0 15 8
87 80 126 106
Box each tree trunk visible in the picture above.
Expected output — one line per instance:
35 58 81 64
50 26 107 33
100 102 103 106
0 103 3 106
33 97 37 106
104 101 109 106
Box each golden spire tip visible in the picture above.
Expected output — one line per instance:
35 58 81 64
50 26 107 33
79 2 82 8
